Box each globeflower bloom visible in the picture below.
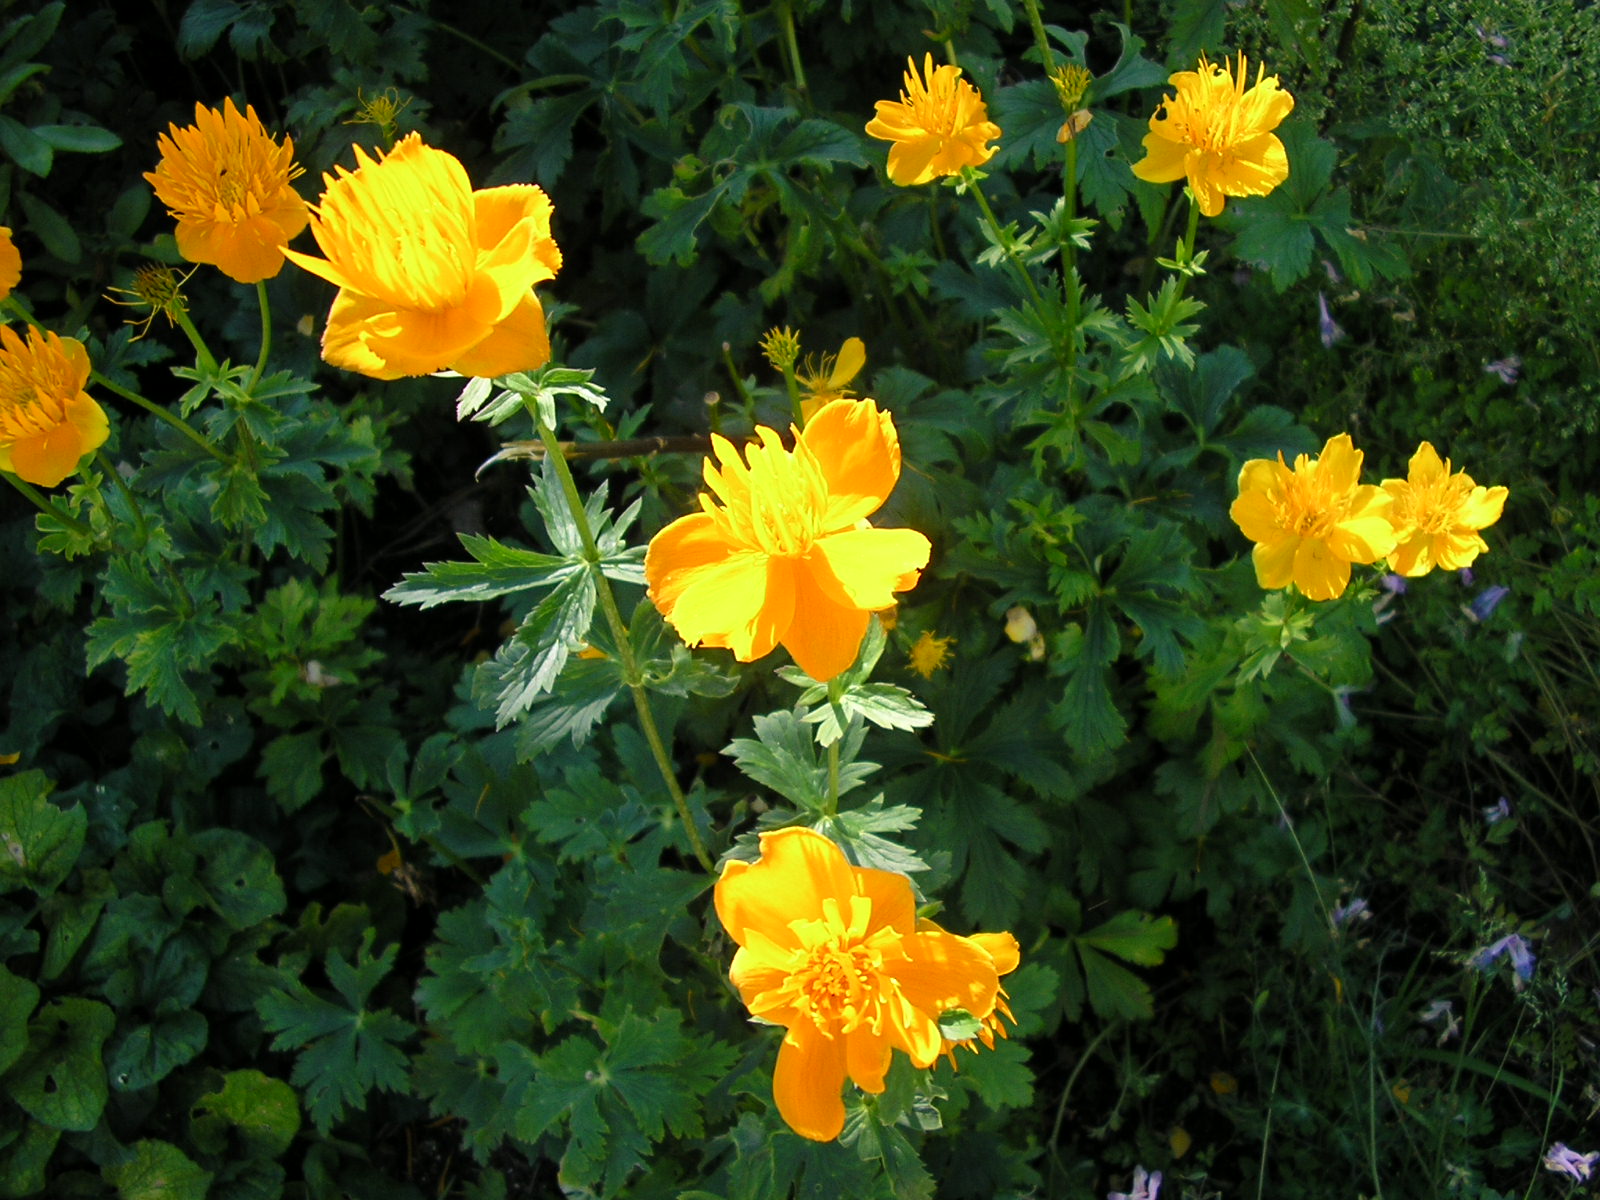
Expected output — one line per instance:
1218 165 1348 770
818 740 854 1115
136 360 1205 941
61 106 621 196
0 227 20 300
1229 433 1398 601
283 134 562 381
715 827 1016 1141
645 397 930 681
1131 53 1294 218
795 336 864 422
0 326 108 488
865 54 1001 186
1381 442 1508 577
145 99 310 284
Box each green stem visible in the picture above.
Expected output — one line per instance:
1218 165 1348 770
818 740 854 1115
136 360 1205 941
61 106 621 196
411 10 520 70
1169 191 1204 306
248 280 272 393
776 1 808 95
1019 0 1057 74
95 451 149 546
92 371 229 463
961 168 1049 313
530 411 715 872
3 470 94 537
780 359 804 428
171 306 218 374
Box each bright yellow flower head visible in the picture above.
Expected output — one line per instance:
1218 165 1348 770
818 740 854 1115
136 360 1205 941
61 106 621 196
715 827 1015 1141
796 336 865 422
1381 442 1508 577
1131 53 1294 218
907 629 954 678
1230 433 1397 601
0 228 20 301
0 326 108 488
645 397 931 681
283 134 562 381
865 54 1001 186
145 99 310 284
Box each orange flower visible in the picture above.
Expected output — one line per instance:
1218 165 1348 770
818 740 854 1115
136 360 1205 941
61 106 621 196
145 99 310 284
933 926 1020 1063
865 54 1001 186
283 134 561 381
644 398 930 681
0 326 108 488
0 228 20 301
715 827 1016 1141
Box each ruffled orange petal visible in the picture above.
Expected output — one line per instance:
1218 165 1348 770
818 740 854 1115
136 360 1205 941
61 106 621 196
714 828 862 950
448 291 551 379
809 526 930 612
802 397 901 527
782 554 871 681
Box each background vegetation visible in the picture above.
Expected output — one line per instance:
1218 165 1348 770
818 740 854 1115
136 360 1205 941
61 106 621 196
2 0 1597 1197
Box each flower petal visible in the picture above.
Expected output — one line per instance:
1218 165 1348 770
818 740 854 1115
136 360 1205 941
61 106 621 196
802 397 901 527
448 291 552 379
782 553 871 680
1252 536 1299 590
773 1021 848 1142
808 527 930 612
1292 536 1352 600
714 828 860 951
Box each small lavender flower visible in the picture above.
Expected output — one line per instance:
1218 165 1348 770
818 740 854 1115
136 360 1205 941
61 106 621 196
1317 291 1346 348
1418 998 1462 1045
1332 897 1370 928
1458 567 1475 587
1483 797 1512 825
1471 932 1535 981
1381 574 1408 594
1468 584 1511 622
1543 1143 1600 1182
1484 355 1521 383
1109 1167 1162 1200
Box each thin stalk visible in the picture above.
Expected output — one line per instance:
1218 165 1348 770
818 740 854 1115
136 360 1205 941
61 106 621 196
411 10 520 70
90 371 229 463
1047 1024 1115 1172
96 451 149 546
775 1 808 95
3 471 94 537
1168 192 1204 306
248 280 272 393
780 358 804 428
961 168 1049 312
1019 0 1057 73
530 410 714 872
171 306 218 373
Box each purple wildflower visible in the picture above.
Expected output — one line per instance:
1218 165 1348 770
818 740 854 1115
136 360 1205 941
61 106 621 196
1418 998 1461 1045
1483 797 1512 825
1317 291 1346 348
1109 1167 1162 1200
1484 355 1521 383
1468 584 1510 622
1471 933 1535 981
1381 574 1408 594
1543 1143 1600 1182
1332 897 1370 928
1458 567 1475 586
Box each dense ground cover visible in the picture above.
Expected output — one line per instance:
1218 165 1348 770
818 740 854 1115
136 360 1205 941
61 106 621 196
2 1 1598 1197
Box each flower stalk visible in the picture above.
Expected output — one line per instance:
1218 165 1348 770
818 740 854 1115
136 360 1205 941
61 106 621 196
3 470 93 537
88 371 229 464
529 404 714 873
960 168 1049 313
248 280 272 393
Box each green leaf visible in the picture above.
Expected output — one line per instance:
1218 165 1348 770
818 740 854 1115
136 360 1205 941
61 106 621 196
1078 910 1178 965
104 1139 213 1200
255 930 415 1132
727 709 877 813
8 996 114 1131
0 770 85 896
259 729 327 812
945 1037 1034 1110
817 796 928 877
190 1069 301 1158
0 1121 59 1200
1077 945 1158 1020
0 114 50 175
383 533 576 609
107 1010 208 1091
17 191 78 260
475 570 598 726
188 828 287 929
0 963 41 1075
32 124 121 154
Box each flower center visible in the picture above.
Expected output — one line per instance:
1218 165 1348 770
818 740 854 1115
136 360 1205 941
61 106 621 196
781 895 902 1035
0 381 56 439
705 429 831 557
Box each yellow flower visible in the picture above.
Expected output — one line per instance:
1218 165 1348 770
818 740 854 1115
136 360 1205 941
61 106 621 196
1381 442 1508 577
759 325 801 374
1229 433 1397 601
865 54 1001 186
645 397 931 681
0 326 109 488
715 827 1014 1141
145 99 310 284
908 629 954 678
106 264 192 339
283 134 562 381
1131 53 1294 218
796 336 865 421
0 228 20 301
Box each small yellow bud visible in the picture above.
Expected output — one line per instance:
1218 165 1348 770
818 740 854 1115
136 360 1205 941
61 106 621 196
759 325 801 373
1004 605 1038 644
